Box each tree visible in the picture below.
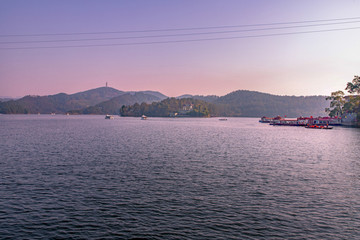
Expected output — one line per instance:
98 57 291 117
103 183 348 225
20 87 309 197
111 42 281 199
326 75 360 124
345 75 360 94
344 76 360 121
325 90 345 117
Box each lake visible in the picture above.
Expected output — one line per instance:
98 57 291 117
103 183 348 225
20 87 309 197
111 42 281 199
0 115 359 239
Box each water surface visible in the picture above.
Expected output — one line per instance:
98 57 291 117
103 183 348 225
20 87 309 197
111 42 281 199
0 115 359 239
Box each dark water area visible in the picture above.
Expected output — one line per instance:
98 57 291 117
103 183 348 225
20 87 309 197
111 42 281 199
0 115 359 239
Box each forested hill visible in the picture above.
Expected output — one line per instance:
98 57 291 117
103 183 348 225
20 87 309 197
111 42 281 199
121 90 329 118
0 87 329 117
214 90 328 117
68 92 162 115
120 98 214 117
0 87 167 114
0 87 124 114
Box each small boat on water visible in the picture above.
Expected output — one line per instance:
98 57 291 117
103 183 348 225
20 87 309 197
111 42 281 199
259 115 283 123
219 118 228 121
141 115 147 120
105 115 114 119
305 125 333 129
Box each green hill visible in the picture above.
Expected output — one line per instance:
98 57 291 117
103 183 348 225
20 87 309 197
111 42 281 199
215 90 328 117
0 87 329 117
120 97 213 117
0 87 124 114
121 90 329 118
0 87 168 114
129 91 167 100
69 92 162 115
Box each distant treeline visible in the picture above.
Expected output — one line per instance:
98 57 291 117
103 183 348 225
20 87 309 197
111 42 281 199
0 87 329 117
120 98 213 117
121 91 328 118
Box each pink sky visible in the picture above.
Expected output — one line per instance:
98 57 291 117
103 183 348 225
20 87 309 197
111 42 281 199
1 0 359 98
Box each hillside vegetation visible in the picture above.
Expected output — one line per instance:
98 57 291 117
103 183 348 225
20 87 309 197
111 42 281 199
214 90 328 117
0 87 329 117
0 87 165 114
120 91 328 118
69 93 162 115
120 98 214 117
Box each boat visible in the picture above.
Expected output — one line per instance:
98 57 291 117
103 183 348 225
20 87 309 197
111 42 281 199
307 116 342 126
105 115 114 119
305 124 333 129
259 116 273 123
141 115 147 120
259 115 283 123
219 118 228 121
270 118 306 126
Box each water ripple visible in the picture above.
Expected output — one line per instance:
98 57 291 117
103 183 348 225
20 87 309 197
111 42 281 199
0 116 359 239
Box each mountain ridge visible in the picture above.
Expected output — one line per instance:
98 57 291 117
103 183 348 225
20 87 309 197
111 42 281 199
69 92 163 115
0 87 167 114
0 87 329 117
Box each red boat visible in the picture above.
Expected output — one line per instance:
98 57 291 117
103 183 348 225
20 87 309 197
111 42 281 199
305 124 333 129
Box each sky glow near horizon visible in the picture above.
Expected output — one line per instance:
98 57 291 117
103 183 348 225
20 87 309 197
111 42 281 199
1 0 360 98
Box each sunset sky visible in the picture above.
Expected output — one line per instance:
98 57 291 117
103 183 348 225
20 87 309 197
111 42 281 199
1 0 360 98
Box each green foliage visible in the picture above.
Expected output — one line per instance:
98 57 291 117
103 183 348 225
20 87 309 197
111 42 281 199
325 90 345 117
343 96 360 114
344 76 360 122
120 98 212 117
120 92 328 118
345 76 360 94
326 75 360 123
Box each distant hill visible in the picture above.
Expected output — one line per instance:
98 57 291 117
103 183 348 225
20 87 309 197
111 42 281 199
0 87 329 117
130 91 168 100
69 87 124 105
0 98 14 102
214 90 328 117
69 92 162 115
176 94 193 99
0 87 169 114
0 87 124 114
122 90 329 118
177 94 219 103
120 97 213 117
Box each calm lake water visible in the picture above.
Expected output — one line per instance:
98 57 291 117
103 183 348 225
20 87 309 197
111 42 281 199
0 115 359 239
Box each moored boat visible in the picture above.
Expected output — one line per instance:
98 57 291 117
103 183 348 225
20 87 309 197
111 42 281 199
261 115 340 127
305 124 333 129
259 115 283 123
141 115 147 120
105 115 114 119
270 119 301 126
